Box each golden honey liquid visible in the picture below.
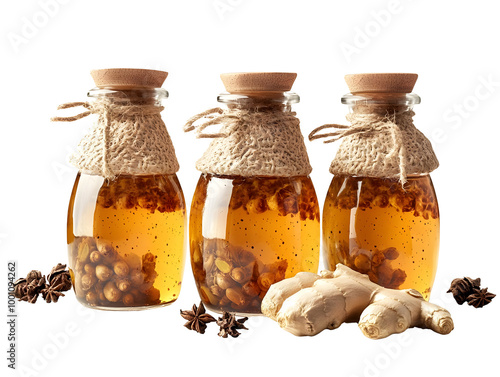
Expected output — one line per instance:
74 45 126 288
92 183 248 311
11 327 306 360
323 175 439 299
190 174 320 314
68 173 186 309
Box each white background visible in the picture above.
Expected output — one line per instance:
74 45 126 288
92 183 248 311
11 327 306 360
1 1 499 376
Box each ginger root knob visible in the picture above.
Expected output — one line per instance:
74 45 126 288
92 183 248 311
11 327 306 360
262 264 454 339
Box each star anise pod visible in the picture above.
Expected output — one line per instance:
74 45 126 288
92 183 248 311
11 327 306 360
25 275 47 304
180 302 216 334
466 288 496 308
47 263 72 291
12 265 72 304
41 284 66 303
447 277 481 305
217 311 249 338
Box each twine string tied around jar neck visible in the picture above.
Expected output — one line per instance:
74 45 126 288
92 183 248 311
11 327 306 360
309 109 416 185
183 106 312 177
51 100 164 122
51 99 176 180
183 106 300 139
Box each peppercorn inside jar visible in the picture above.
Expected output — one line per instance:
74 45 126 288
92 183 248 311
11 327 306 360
62 69 186 310
186 73 320 314
313 73 440 300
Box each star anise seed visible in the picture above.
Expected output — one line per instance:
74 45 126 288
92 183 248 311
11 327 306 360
447 277 481 305
180 301 216 334
466 288 496 308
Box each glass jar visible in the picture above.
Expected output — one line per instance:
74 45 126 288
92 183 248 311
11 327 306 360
322 90 439 300
66 72 186 310
189 88 320 315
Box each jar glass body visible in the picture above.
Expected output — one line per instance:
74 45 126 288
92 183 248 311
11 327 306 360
322 94 439 300
67 89 186 310
189 94 320 314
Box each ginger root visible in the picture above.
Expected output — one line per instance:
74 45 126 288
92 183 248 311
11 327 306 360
261 264 454 339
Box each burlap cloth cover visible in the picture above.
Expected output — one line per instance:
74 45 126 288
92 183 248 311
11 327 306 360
309 107 439 184
184 106 312 177
51 99 179 179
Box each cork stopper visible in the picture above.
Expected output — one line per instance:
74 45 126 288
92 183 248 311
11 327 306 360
345 73 418 94
220 72 297 94
90 68 168 89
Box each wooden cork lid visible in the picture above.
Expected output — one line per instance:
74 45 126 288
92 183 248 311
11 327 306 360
90 68 168 89
345 73 418 94
220 72 297 94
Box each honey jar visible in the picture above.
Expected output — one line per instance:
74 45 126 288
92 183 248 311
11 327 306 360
310 73 440 299
185 73 320 314
55 68 186 310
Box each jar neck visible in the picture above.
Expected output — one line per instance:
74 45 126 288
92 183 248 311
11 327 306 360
217 92 299 112
341 92 420 115
87 87 168 106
